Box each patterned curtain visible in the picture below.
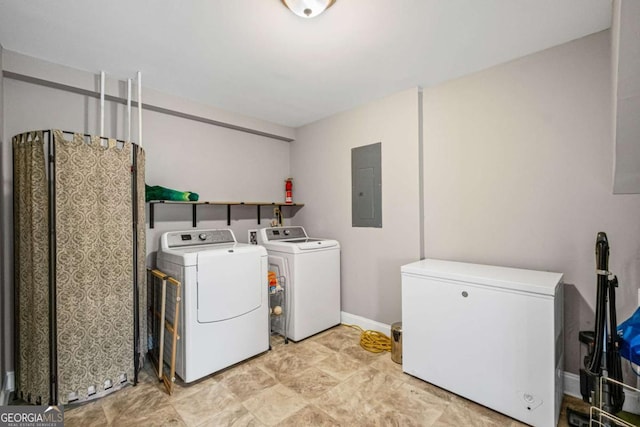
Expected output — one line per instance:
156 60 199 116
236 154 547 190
13 131 50 404
14 130 145 405
54 130 134 403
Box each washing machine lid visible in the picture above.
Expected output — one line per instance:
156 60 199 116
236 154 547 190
262 239 339 253
401 259 563 296
258 226 339 253
196 245 264 323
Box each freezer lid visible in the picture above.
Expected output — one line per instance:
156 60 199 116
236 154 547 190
401 259 563 296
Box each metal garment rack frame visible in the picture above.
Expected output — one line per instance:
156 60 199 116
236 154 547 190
147 269 181 395
270 275 289 345
590 377 640 426
13 129 142 405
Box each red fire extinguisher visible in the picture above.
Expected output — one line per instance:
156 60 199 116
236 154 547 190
285 178 293 204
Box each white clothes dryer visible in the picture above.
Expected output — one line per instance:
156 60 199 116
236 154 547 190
157 229 269 383
257 226 340 341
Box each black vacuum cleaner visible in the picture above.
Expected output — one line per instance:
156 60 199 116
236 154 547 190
568 232 625 426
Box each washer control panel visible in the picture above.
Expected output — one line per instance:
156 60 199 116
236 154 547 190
166 229 236 248
264 226 307 241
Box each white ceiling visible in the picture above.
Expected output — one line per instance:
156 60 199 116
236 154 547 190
0 0 612 128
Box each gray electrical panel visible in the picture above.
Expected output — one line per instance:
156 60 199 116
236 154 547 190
351 142 382 228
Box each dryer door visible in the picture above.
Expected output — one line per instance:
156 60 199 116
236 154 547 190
197 249 262 323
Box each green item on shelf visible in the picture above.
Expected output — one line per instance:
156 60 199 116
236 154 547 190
145 185 199 202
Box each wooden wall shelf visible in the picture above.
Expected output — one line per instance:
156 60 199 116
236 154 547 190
147 200 304 228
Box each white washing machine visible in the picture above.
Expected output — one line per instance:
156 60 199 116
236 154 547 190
157 229 269 383
257 226 340 341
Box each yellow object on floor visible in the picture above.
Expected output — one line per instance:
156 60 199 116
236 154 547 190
346 324 392 353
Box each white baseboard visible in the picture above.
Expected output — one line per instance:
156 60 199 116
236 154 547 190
563 371 582 399
5 371 15 392
1 371 15 405
340 311 392 335
564 371 640 414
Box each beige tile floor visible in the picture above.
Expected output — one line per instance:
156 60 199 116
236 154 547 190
64 325 591 426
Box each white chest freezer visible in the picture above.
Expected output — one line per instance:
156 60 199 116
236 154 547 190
401 259 564 427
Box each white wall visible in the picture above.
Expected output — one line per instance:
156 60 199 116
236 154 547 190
143 107 291 258
422 30 640 374
290 88 421 325
2 51 295 142
1 53 295 375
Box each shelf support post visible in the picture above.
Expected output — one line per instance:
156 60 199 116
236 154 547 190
192 204 197 228
227 204 231 226
150 203 155 229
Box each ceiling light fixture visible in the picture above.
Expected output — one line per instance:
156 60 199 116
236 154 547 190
281 0 336 18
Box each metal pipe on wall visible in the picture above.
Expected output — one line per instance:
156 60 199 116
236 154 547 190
137 72 142 147
100 71 105 138
127 79 132 142
3 71 294 142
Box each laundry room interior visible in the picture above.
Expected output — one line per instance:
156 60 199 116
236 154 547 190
1 1 640 426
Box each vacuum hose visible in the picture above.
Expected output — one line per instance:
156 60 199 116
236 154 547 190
584 232 624 413
585 232 609 375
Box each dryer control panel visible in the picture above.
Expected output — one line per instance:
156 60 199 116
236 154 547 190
165 229 236 248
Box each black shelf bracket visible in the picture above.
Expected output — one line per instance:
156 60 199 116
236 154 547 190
147 201 303 229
